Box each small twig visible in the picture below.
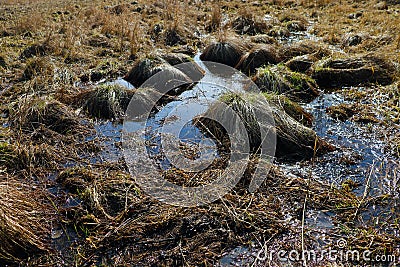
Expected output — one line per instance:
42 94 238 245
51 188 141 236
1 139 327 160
352 161 374 221
301 195 307 267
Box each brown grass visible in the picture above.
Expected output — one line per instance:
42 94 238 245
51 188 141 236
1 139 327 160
0 176 53 262
1 0 400 265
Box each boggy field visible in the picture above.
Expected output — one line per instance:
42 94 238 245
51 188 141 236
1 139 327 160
1 0 400 266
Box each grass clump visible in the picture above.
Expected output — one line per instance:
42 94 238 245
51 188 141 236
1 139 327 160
19 40 54 59
279 40 329 61
0 141 60 173
10 96 80 134
262 92 313 126
312 54 397 88
200 40 247 68
0 142 15 169
326 103 358 121
0 54 6 69
22 57 54 81
236 44 282 75
231 11 269 35
254 64 320 103
198 91 332 161
279 12 308 32
57 167 97 194
124 56 195 89
285 54 320 73
78 84 135 119
0 177 52 263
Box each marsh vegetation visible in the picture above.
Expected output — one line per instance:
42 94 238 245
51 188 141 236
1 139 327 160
1 0 399 266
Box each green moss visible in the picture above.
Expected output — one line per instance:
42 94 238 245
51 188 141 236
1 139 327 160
255 64 318 102
289 71 316 91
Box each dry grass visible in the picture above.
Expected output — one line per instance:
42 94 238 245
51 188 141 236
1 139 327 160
74 84 135 119
9 95 81 134
1 0 400 265
0 176 53 263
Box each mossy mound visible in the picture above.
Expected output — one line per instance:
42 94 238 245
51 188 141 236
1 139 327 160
196 92 332 161
236 45 282 75
312 55 397 88
78 84 135 119
10 96 80 134
253 64 320 103
200 41 246 68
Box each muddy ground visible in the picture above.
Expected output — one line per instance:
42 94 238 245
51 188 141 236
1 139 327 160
1 0 400 266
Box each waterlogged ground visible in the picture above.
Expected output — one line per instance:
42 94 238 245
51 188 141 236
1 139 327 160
84 62 399 265
1 0 400 266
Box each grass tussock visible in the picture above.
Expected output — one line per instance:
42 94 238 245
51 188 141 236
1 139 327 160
263 92 314 126
231 10 269 36
10 96 81 134
312 54 398 88
236 44 282 75
279 40 330 61
124 56 195 88
75 84 135 119
0 141 60 172
0 177 52 263
1 0 400 265
254 64 320 103
200 39 248 68
197 92 332 160
22 57 54 81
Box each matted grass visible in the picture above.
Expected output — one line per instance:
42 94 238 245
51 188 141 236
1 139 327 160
0 0 399 265
0 176 53 263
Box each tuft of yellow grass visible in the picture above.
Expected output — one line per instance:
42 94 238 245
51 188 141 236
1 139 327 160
0 176 53 263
